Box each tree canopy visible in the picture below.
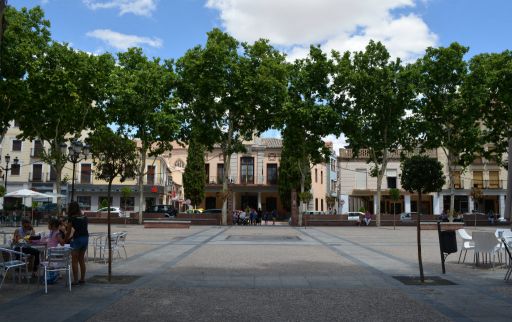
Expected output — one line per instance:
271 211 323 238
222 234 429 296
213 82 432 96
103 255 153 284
176 28 288 225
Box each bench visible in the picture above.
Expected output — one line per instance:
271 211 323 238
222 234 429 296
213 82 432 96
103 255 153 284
143 220 191 229
189 218 219 225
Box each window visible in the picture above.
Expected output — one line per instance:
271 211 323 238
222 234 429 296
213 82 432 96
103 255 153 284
386 169 397 189
205 164 210 184
315 198 318 211
77 196 91 210
315 168 318 183
12 140 22 151
267 164 278 185
453 171 462 189
330 159 336 171
145 197 155 210
120 197 135 211
321 171 323 184
99 196 113 208
488 171 500 188
331 180 336 192
81 163 92 184
175 159 185 168
321 199 324 211
205 197 216 209
473 171 483 188
240 157 254 184
33 140 44 157
31 164 43 182
355 169 367 189
217 164 224 184
49 166 57 181
147 165 155 185
10 163 20 176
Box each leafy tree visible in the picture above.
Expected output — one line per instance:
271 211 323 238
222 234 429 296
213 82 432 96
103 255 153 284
0 185 5 197
0 0 7 46
466 51 512 221
278 130 312 212
413 43 482 217
183 134 206 208
87 126 138 281
278 45 337 226
107 48 181 224
176 29 288 225
401 155 445 283
15 42 114 211
333 41 417 226
0 5 50 136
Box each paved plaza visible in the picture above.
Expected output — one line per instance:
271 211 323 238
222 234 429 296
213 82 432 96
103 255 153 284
1 224 511 321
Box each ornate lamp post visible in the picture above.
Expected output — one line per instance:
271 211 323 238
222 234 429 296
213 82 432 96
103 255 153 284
1 154 20 189
61 140 89 202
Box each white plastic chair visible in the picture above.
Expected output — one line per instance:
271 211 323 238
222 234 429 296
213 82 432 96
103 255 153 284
501 238 512 281
39 247 72 294
116 232 128 260
0 247 30 289
457 229 474 264
473 232 501 269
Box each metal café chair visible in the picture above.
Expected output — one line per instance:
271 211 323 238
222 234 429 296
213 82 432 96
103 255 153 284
0 247 30 289
39 247 72 294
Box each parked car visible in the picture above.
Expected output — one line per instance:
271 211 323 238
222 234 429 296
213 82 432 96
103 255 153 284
186 208 203 214
303 210 326 215
97 207 126 218
399 212 417 221
145 204 177 218
347 212 364 222
202 209 222 214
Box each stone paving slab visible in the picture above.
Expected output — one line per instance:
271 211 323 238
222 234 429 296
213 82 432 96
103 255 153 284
1 225 512 321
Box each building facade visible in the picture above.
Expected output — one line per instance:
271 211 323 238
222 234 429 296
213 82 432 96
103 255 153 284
338 147 509 218
0 124 179 212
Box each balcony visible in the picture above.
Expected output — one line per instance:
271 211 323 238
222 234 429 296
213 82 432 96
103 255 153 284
30 148 45 158
471 179 503 189
29 172 44 182
340 148 437 160
46 172 57 182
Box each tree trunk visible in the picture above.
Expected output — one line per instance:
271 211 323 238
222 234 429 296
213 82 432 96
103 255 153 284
138 149 147 225
221 151 230 226
506 137 512 224
417 191 425 283
107 180 112 282
373 149 388 227
299 167 305 227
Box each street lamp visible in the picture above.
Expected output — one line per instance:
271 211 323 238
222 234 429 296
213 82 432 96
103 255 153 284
0 154 20 189
61 140 89 202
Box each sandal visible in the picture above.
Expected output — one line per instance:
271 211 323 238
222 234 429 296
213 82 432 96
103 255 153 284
79 280 85 284
71 282 80 286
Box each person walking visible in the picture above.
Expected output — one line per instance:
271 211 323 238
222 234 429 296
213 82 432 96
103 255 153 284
65 201 89 285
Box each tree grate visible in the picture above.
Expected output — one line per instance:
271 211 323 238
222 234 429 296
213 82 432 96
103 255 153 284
392 276 457 285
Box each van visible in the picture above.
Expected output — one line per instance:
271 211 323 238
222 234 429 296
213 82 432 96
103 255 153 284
347 212 363 222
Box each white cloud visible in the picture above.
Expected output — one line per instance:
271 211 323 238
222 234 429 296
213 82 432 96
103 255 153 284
86 29 163 51
206 0 437 62
83 0 157 17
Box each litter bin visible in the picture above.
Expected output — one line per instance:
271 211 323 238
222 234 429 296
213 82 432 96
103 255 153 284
437 222 458 274
440 230 457 254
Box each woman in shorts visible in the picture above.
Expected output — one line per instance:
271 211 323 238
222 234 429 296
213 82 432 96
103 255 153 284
65 201 89 285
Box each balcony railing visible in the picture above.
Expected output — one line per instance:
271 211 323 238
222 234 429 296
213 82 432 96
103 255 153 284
340 148 437 159
30 148 45 158
46 172 57 182
471 179 503 189
207 175 278 185
29 172 44 182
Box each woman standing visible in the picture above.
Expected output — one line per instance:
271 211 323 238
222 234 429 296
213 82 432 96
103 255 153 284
65 201 89 285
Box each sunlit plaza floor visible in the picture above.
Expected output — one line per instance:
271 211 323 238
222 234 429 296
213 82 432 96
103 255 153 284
1 224 511 321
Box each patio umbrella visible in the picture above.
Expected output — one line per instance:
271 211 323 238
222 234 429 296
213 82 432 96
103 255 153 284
4 189 54 224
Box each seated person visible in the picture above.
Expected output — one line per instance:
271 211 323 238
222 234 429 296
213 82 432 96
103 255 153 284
364 211 372 226
46 218 66 248
12 218 40 277
440 210 449 222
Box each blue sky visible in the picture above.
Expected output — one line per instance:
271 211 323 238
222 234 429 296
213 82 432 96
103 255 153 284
11 0 512 148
